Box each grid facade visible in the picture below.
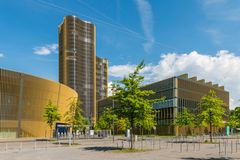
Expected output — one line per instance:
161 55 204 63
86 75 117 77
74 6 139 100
96 57 108 101
0 68 78 138
97 74 229 135
59 16 97 123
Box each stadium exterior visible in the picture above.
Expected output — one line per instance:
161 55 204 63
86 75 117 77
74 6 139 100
0 68 78 138
97 74 229 136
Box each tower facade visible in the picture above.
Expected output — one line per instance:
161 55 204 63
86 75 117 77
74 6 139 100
96 57 108 100
59 16 96 123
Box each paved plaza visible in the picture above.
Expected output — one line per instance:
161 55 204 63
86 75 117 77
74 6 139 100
0 137 240 160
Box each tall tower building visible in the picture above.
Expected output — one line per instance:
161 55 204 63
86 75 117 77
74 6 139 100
96 57 108 100
59 16 97 123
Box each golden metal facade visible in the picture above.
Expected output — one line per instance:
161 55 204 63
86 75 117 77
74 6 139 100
96 57 108 101
0 68 78 138
59 16 108 125
59 16 96 124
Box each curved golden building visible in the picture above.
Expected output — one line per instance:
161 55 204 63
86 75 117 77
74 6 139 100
0 68 78 138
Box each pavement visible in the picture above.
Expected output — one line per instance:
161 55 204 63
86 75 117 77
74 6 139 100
0 137 240 160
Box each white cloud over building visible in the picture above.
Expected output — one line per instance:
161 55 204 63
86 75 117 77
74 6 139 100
109 50 240 109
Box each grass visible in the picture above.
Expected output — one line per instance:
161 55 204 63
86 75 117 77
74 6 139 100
53 142 80 146
202 140 219 144
112 148 149 153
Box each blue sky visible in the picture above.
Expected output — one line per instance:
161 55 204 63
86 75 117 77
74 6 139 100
1 0 240 108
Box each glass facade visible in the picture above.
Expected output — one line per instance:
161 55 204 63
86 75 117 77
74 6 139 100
0 68 78 138
98 74 229 135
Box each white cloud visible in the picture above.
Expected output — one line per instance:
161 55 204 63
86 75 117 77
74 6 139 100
0 53 4 58
202 0 226 6
33 44 58 55
135 0 154 53
108 64 136 78
109 50 240 109
205 28 222 45
202 0 240 22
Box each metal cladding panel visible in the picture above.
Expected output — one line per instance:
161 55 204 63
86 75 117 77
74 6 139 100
96 57 108 101
177 78 229 108
0 68 78 138
59 16 97 123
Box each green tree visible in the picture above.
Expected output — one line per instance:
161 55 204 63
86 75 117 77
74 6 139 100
43 100 61 138
199 90 225 142
193 114 205 135
228 107 240 129
96 107 117 130
135 110 156 139
174 108 194 136
112 61 162 149
115 118 129 133
64 98 88 133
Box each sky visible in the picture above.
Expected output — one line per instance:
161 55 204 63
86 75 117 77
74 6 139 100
0 0 240 109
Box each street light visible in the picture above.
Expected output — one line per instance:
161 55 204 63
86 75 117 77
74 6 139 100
111 86 117 143
112 99 115 143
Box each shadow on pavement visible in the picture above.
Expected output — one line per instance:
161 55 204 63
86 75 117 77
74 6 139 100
83 146 119 152
182 157 235 160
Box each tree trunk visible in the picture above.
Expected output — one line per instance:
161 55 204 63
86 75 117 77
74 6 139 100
50 125 52 138
210 122 213 143
130 118 134 150
185 126 187 138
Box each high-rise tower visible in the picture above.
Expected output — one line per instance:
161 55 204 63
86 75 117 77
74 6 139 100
96 57 108 101
59 16 97 123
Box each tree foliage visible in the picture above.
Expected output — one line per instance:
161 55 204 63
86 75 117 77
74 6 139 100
96 107 117 130
228 107 240 128
135 110 156 131
199 90 225 142
115 118 129 133
64 98 88 132
112 60 163 149
43 100 61 137
174 108 194 136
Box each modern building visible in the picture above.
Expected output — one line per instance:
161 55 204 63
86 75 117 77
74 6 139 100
58 16 108 124
96 57 108 101
0 68 78 138
97 74 229 136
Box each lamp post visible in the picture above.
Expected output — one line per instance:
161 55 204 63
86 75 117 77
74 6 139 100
112 99 115 143
111 86 116 143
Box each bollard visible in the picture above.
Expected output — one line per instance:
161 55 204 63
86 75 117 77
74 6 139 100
193 142 195 152
5 143 8 152
19 142 22 152
180 142 182 153
152 139 155 150
198 140 200 151
158 139 161 150
219 141 221 156
58 140 61 147
224 141 227 156
34 141 37 151
236 140 238 153
171 138 173 149
122 140 124 149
